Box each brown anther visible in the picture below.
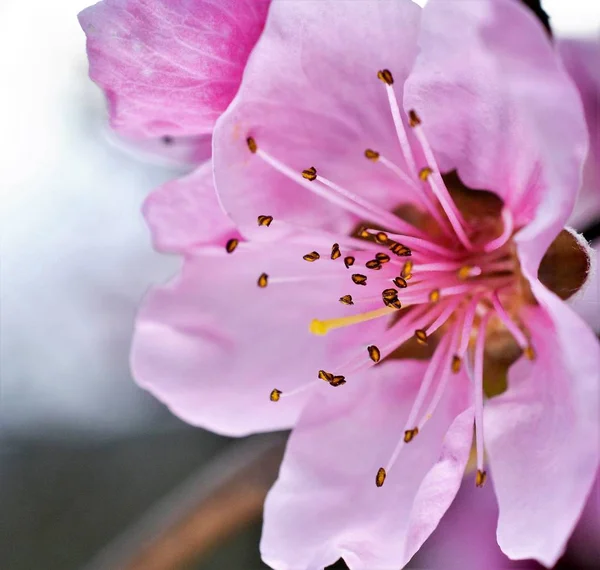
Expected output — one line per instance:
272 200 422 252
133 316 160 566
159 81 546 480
393 276 408 289
303 251 320 262
375 253 391 263
331 243 342 260
302 166 317 181
429 289 441 303
402 261 413 278
382 288 398 300
384 297 402 309
376 467 387 487
257 273 269 288
375 232 389 244
458 266 473 280
257 215 273 227
408 109 421 128
330 375 346 387
339 294 354 306
367 345 381 363
475 469 487 488
365 149 380 161
318 370 334 383
270 389 282 402
415 329 428 345
377 69 394 85
352 274 368 286
225 238 239 254
366 259 382 270
246 136 257 153
344 256 355 268
419 166 433 181
451 355 462 374
390 242 412 257
403 427 419 443
524 345 536 360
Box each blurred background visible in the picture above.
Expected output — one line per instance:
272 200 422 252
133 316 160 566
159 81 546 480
1 1 598 569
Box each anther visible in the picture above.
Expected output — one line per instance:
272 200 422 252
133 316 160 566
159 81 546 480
403 427 419 443
475 469 487 488
524 345 536 360
415 329 428 345
429 289 441 303
270 389 282 402
382 288 398 301
377 69 394 85
376 467 387 487
303 251 320 262
451 355 462 374
331 243 341 260
367 345 381 363
390 242 412 257
344 256 355 268
257 273 269 288
225 238 239 254
375 232 389 244
330 375 346 387
366 259 382 270
408 109 421 128
364 149 380 161
419 167 433 181
393 276 408 289
301 166 317 181
246 136 257 153
318 370 334 383
257 215 273 227
384 298 402 309
357 226 370 238
402 261 413 278
375 253 390 263
339 294 354 305
352 274 368 286
458 266 474 280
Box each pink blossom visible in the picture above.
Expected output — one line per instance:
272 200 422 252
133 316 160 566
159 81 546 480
131 0 600 568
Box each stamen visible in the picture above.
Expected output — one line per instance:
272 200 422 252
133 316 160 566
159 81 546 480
415 329 428 345
484 208 514 252
331 243 342 260
393 276 408 289
419 167 433 181
225 238 239 254
310 306 395 336
270 389 282 402
246 137 257 154
429 289 441 303
491 293 532 354
451 355 462 373
344 256 355 268
376 467 386 487
303 251 320 262
377 69 394 85
330 375 347 387
375 232 389 244
404 427 419 443
318 370 334 382
257 215 273 227
389 242 412 257
302 166 318 181
408 109 421 128
364 148 380 161
375 253 391 263
402 261 413 278
367 345 381 363
382 288 398 300
476 469 487 488
457 294 484 357
339 294 354 306
366 259 382 270
458 265 482 280
351 273 368 286
257 273 269 288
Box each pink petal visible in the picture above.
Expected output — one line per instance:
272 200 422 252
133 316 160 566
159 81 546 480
560 39 600 230
261 361 473 570
567 236 599 334
78 0 271 138
484 282 600 567
142 161 238 253
131 238 391 436
213 0 422 238
405 0 587 267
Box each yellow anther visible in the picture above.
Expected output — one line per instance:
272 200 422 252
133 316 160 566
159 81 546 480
419 166 433 181
377 69 394 85
375 253 390 263
390 242 412 257
318 370 334 383
344 256 355 268
330 375 346 387
339 294 354 306
225 238 239 254
524 345 536 360
415 329 428 345
475 469 487 488
352 273 368 286
429 289 441 303
451 355 462 374
376 467 387 487
302 166 317 181
408 109 421 128
393 276 408 289
402 261 413 278
310 307 395 336
403 427 419 443
270 389 282 402
246 136 257 153
367 345 381 363
257 215 273 227
365 148 380 161
458 266 474 280
366 259 382 270
375 232 389 244
303 251 320 262
257 273 269 288
331 243 342 260
382 288 398 300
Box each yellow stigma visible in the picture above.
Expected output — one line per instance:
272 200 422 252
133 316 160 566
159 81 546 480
310 307 395 336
